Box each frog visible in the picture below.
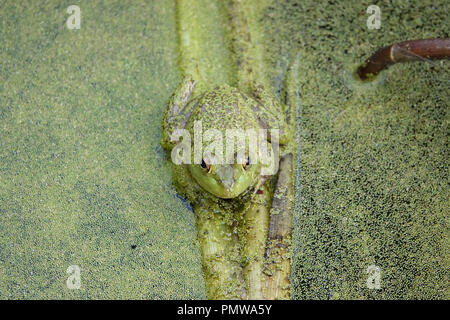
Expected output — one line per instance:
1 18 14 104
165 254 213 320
160 75 295 300
161 76 293 203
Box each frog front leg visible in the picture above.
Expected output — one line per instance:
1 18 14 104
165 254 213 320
161 76 197 151
263 153 294 299
249 82 293 150
250 82 294 192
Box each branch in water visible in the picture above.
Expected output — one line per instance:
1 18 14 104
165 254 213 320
356 38 450 80
263 153 294 300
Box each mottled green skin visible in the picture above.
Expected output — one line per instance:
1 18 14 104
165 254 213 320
162 80 290 201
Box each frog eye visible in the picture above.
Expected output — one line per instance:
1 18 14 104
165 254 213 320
242 156 250 170
201 159 211 173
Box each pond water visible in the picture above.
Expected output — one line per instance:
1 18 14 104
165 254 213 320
0 0 447 299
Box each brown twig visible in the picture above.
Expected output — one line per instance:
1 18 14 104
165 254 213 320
357 38 450 80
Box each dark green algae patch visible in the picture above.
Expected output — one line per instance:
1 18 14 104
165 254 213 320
259 0 448 299
0 0 448 299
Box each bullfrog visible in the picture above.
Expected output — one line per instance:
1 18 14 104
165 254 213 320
161 76 295 300
161 76 292 202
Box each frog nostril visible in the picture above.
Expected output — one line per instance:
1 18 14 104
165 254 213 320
222 179 234 190
217 165 235 189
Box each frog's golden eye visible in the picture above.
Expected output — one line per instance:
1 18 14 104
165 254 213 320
242 156 250 170
201 159 211 173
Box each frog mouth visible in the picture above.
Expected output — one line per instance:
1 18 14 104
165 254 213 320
214 183 255 199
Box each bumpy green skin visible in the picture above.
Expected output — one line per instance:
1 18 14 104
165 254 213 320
161 81 290 202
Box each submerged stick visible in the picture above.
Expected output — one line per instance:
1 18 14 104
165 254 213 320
176 0 237 91
261 53 299 300
263 154 294 299
242 184 271 299
195 206 247 299
357 38 450 80
228 0 273 95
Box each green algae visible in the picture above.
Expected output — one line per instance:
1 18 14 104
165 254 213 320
257 0 449 299
0 0 205 299
0 0 448 300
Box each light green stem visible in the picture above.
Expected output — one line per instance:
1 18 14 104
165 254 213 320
228 0 273 95
242 184 272 299
176 0 237 92
195 205 247 299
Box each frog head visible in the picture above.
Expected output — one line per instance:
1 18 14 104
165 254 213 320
188 154 261 199
182 85 274 199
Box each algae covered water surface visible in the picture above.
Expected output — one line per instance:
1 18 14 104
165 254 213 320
0 0 448 299
0 0 205 299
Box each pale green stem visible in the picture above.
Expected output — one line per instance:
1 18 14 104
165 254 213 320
195 205 247 299
242 183 272 299
228 0 273 95
176 0 237 92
